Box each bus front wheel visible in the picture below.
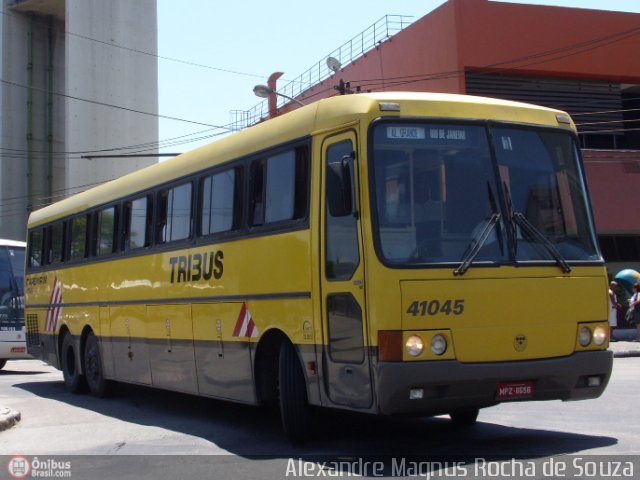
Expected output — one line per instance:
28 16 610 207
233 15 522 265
278 341 313 443
60 333 86 393
84 331 111 397
449 408 479 426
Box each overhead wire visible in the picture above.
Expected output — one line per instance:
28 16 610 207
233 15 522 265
2 9 640 217
0 8 271 81
0 77 226 129
345 26 640 91
0 7 247 158
0 125 234 160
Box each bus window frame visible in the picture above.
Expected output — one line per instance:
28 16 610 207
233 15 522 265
94 204 121 259
367 117 604 270
324 135 361 282
25 136 313 273
123 193 153 252
197 163 245 240
27 229 45 269
47 221 66 266
67 214 90 263
247 142 311 234
154 179 195 247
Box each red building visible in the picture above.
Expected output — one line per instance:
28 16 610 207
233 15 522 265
292 0 640 274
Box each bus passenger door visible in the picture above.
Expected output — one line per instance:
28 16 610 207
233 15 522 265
320 132 373 409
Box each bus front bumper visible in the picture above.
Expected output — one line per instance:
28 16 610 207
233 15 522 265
375 350 613 416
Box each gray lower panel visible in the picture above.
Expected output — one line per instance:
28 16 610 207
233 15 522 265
148 338 199 394
111 337 152 385
194 339 256 403
375 350 613 415
106 336 256 402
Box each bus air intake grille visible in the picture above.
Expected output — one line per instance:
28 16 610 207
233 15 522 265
26 314 40 348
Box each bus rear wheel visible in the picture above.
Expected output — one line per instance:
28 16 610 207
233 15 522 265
278 341 313 443
60 333 86 393
0 359 6 370
84 332 111 397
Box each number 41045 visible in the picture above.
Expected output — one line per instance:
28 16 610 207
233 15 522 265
406 299 465 317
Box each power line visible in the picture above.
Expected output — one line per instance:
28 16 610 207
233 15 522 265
81 153 181 159
575 118 640 127
0 77 226 129
580 127 640 135
572 107 640 117
0 8 274 83
3 10 640 219
343 26 640 91
0 7 257 156
0 125 232 159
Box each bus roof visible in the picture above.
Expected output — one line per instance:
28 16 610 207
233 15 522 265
27 92 571 228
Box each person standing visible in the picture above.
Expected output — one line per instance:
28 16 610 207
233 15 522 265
627 283 640 342
609 281 619 341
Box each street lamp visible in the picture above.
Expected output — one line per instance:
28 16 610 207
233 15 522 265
253 84 306 107
326 56 341 73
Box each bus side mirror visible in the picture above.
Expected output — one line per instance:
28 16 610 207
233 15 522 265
327 156 353 217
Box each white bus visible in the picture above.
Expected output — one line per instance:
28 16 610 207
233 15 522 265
0 239 28 368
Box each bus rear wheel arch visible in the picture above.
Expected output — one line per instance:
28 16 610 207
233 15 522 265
83 330 111 397
60 331 87 393
254 329 286 407
278 340 315 443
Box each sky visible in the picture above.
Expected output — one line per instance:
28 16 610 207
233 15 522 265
156 0 640 155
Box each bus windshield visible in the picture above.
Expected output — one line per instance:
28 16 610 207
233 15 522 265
371 122 600 268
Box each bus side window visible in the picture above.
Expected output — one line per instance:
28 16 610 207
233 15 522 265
326 140 359 280
156 183 192 244
28 229 44 268
69 215 89 261
249 146 309 228
0 270 12 308
200 167 243 236
96 206 118 256
48 222 65 265
124 196 152 250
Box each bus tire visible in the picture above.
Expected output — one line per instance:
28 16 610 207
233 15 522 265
60 333 86 393
449 408 479 426
84 331 110 397
278 341 313 443
0 359 6 370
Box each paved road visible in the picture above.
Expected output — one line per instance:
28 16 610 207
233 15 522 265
0 355 638 479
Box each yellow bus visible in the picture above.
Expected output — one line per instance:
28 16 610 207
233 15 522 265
25 92 612 442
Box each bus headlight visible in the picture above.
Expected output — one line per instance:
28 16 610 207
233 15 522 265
578 326 592 347
593 326 607 346
405 335 424 356
431 334 447 355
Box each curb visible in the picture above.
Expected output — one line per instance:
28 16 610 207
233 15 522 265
0 406 21 432
613 350 640 358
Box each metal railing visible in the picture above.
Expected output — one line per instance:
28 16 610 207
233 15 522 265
231 14 413 130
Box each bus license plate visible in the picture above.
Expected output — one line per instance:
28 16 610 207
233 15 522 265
496 380 535 400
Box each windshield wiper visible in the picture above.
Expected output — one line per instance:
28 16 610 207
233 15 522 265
454 213 501 276
487 183 504 257
512 212 572 273
502 181 517 259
